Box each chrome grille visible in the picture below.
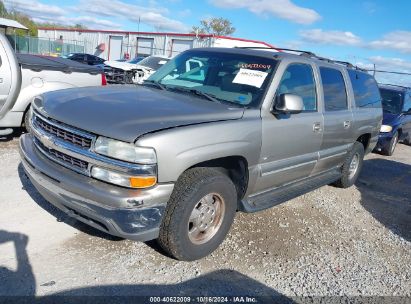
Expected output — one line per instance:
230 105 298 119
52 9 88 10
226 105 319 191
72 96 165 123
34 115 93 148
34 139 89 173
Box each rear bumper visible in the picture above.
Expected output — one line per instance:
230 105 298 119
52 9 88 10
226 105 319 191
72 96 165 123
0 111 24 128
19 133 174 241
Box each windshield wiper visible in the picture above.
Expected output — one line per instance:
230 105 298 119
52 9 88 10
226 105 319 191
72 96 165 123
168 86 224 104
143 80 167 90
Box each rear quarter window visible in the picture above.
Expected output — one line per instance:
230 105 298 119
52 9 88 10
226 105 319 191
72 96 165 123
348 70 381 108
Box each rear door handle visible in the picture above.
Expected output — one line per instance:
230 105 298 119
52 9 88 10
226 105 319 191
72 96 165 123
313 122 322 133
344 120 351 129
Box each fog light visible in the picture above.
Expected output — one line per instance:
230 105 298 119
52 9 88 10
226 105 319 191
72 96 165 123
91 166 156 189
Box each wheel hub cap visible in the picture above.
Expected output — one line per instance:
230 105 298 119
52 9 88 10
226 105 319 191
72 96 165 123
348 153 360 179
188 193 225 245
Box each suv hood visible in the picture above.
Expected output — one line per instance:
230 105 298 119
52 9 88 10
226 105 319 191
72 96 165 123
34 86 244 142
382 111 401 125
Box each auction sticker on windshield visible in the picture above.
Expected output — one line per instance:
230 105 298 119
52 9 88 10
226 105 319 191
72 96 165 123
232 68 268 88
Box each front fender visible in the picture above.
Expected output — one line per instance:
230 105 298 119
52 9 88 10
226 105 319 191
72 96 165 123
137 114 262 183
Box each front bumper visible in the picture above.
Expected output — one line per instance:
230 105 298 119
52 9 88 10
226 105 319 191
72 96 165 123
374 132 392 152
19 134 174 241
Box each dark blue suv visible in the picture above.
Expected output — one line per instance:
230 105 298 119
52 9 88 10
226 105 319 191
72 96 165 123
374 84 411 155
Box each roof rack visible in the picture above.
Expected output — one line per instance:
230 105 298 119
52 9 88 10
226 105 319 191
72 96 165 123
234 46 316 56
234 46 365 71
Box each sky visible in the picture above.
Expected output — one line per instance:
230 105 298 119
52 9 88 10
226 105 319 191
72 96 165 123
3 0 411 85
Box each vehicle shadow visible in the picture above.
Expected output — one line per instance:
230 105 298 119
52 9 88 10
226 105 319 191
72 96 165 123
0 229 294 301
0 230 36 296
17 163 123 242
46 269 293 302
357 158 411 242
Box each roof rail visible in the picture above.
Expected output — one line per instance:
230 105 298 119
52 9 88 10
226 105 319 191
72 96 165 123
234 46 316 56
234 46 368 71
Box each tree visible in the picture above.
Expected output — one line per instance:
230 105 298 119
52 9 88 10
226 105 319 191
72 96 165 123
9 12 38 36
191 17 235 36
0 1 37 36
0 0 7 17
37 22 88 30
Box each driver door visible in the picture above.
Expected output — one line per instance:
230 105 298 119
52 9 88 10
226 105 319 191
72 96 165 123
255 62 323 192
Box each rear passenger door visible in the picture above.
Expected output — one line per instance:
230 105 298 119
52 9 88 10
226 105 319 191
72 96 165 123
313 66 354 173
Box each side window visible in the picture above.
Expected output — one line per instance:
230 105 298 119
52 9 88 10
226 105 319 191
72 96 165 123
403 93 411 112
276 63 317 111
348 70 381 108
320 67 348 111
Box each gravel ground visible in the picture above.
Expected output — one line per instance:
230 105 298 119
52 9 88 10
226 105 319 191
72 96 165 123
0 133 410 300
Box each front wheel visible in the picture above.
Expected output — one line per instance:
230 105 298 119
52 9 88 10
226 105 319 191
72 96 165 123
157 168 237 261
382 131 398 156
23 107 31 133
333 142 365 188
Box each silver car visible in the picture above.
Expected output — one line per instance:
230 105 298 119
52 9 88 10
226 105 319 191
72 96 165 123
19 47 382 261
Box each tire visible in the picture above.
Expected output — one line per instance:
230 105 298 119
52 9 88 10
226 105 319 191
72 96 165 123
333 142 365 188
23 107 31 133
382 132 398 156
402 134 410 146
157 167 237 261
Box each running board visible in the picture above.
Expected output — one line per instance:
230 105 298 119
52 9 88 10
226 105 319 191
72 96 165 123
239 169 341 213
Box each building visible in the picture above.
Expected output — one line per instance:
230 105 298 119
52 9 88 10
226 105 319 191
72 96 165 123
38 27 275 60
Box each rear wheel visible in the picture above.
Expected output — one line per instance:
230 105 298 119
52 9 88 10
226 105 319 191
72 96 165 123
157 167 237 261
333 142 364 188
382 132 398 156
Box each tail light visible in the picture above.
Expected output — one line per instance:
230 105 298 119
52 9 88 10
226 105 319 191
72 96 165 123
101 73 107 86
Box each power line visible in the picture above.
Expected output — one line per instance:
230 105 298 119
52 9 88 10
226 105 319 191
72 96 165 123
364 69 411 76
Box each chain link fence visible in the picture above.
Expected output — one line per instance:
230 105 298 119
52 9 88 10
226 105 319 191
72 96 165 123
6 35 84 56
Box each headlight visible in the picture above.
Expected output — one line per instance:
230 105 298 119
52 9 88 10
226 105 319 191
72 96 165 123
94 136 156 164
380 125 393 133
91 166 156 188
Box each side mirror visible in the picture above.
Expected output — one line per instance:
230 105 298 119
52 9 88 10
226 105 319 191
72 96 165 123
273 93 304 114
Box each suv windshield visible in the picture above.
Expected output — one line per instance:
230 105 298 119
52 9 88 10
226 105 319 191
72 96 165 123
380 88 404 114
148 50 278 107
139 56 169 70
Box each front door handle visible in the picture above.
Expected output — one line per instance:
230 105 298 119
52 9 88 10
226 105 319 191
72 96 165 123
0 78 3 83
344 120 351 129
313 122 322 133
